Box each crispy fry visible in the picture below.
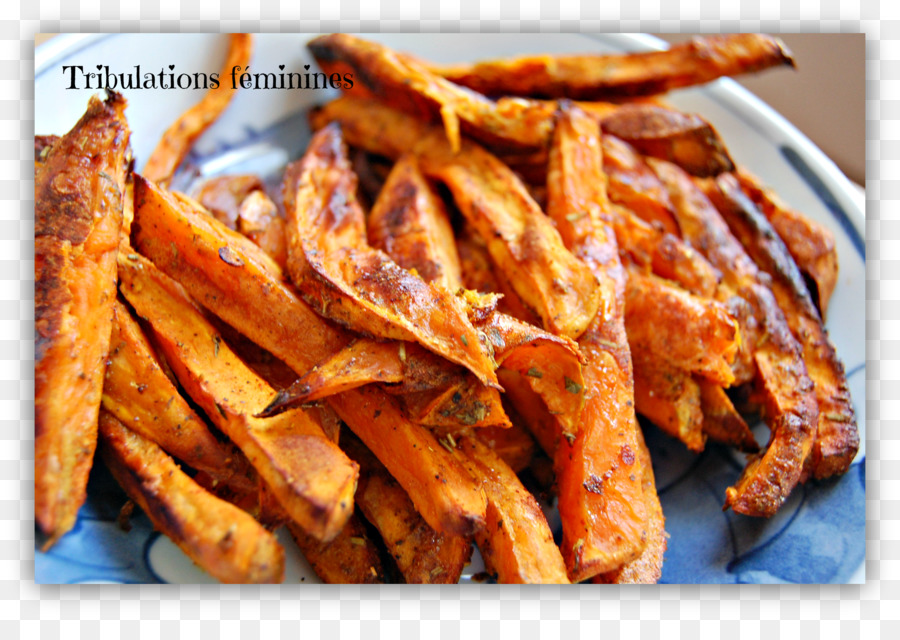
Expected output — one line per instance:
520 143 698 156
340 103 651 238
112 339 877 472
343 435 472 584
192 174 266 230
117 252 358 542
632 358 706 452
696 377 759 453
142 34 253 186
99 411 285 583
130 177 487 536
283 124 499 388
287 514 386 584
547 102 649 580
703 173 857 479
430 34 794 100
475 418 537 474
35 91 130 546
103 298 254 492
236 189 288 270
311 96 602 341
456 434 569 584
650 158 819 516
736 169 839 317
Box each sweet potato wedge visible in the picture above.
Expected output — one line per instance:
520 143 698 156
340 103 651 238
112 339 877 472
99 411 285 583
632 356 706 453
547 102 650 580
117 252 358 542
142 34 253 186
287 514 386 584
703 173 857 479
429 34 794 100
192 174 266 230
35 90 130 546
696 377 759 453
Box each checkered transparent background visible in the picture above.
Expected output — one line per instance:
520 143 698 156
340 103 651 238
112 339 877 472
5 0 898 636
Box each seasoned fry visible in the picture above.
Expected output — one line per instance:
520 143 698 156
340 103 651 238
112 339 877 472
192 174 266 230
142 34 253 186
130 177 488 536
35 90 130 546
632 357 706 453
703 173 857 479
430 34 794 100
117 252 359 542
99 411 285 583
287 514 386 584
311 96 602 341
697 377 759 453
735 169 839 317
103 299 254 492
547 102 649 580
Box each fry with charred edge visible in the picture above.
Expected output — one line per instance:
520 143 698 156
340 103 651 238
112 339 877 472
98 411 285 583
311 97 602 341
282 123 500 389
703 173 857 479
117 252 358 542
287 514 386 584
735 169 839 318
632 357 706 452
35 91 130 546
696 377 759 453
130 177 487 536
429 34 794 100
456 434 570 584
649 158 819 517
625 267 738 386
343 435 472 584
103 299 255 493
142 34 252 186
547 102 649 580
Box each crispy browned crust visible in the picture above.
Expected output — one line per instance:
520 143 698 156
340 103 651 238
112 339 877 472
142 34 252 186
546 102 650 580
192 174 266 230
430 34 794 100
99 411 285 583
696 377 759 453
703 174 857 479
35 91 130 546
632 357 706 453
287 514 386 584
34 135 59 163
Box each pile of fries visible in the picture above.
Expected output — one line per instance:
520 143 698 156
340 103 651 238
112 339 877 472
35 33 858 584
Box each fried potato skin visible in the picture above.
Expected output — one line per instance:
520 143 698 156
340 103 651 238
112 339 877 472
35 91 130 546
99 411 285 583
431 34 794 100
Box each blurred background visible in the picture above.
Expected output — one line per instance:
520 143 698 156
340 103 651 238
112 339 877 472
36 33 865 186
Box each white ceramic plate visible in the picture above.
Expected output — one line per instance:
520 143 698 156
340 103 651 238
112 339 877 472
34 33 865 584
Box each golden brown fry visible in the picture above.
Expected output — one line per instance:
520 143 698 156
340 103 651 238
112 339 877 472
283 124 499 389
343 435 472 584
192 174 266 230
35 91 130 546
117 252 358 542
130 177 487 536
456 434 570 584
103 298 254 492
311 96 602 341
287 514 386 584
624 267 738 386
430 34 794 100
142 34 253 186
735 169 839 317
547 102 649 580
650 158 819 516
703 173 857 479
236 189 288 270
475 417 537 474
696 377 759 453
632 358 706 453
99 411 285 584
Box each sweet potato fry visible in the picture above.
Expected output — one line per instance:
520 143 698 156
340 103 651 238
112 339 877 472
117 252 358 542
35 90 130 546
343 435 472 584
735 169 839 317
703 173 857 479
282 124 500 389
130 177 487 536
650 158 819 516
546 102 649 580
475 418 537 474
311 96 602 341
99 411 285 583
696 377 759 453
430 34 794 100
192 174 266 230
456 434 569 584
103 298 254 492
287 514 386 584
142 34 253 186
632 357 706 453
